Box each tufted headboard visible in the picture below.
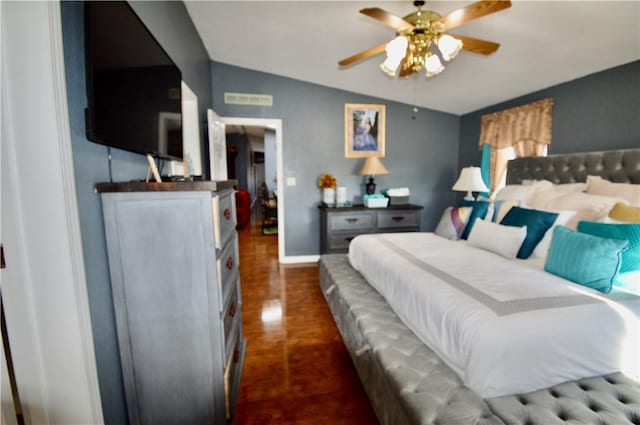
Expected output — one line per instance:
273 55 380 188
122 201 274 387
506 149 640 185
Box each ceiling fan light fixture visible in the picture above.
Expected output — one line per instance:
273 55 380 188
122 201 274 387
424 53 444 78
438 34 463 61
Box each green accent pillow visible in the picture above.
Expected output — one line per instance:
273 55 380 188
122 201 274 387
544 226 628 293
577 221 640 273
500 206 558 259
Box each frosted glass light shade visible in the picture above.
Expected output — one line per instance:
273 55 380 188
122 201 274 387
438 35 463 61
452 166 489 200
380 36 408 76
424 54 444 78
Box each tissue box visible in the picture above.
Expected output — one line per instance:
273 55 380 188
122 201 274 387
388 196 409 206
363 196 389 208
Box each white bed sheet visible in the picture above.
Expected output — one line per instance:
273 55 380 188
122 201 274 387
348 232 640 398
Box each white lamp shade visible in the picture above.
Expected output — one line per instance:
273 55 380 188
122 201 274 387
380 36 408 76
452 166 489 197
424 54 444 78
438 35 463 62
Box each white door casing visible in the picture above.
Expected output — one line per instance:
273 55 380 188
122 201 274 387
1 2 103 424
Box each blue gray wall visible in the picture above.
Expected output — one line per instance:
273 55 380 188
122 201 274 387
211 61 461 256
458 60 640 168
61 2 211 423
61 0 639 420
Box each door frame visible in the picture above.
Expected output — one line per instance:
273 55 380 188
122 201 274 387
219 117 286 263
1 1 103 423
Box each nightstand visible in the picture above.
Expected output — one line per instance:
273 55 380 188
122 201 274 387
319 204 423 254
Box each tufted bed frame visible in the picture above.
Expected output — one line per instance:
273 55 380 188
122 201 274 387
319 149 640 425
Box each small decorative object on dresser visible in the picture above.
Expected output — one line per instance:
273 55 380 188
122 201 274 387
319 173 337 206
319 203 423 253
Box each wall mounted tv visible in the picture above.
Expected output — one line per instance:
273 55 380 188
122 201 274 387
85 1 183 160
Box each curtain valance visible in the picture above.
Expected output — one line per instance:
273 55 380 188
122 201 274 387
478 98 554 149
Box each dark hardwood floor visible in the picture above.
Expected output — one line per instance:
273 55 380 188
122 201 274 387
234 219 379 425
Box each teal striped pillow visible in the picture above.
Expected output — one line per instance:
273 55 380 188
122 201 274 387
544 226 628 293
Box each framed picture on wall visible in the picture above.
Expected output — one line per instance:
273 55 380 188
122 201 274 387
344 103 386 158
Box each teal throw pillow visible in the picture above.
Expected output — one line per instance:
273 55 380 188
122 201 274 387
544 226 628 293
500 206 558 259
577 221 640 273
460 200 490 240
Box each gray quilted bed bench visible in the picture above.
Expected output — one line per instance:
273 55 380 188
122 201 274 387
319 254 640 425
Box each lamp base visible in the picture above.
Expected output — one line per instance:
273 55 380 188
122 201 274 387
365 176 376 195
463 190 475 201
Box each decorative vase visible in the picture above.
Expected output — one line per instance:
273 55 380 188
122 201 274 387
336 187 347 206
323 188 336 206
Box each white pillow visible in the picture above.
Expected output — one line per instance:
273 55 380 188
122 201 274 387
586 175 640 206
531 210 576 260
467 219 527 259
495 180 552 204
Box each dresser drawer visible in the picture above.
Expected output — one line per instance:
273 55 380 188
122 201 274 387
222 281 240 358
217 235 239 310
224 329 246 421
328 212 375 232
327 232 368 252
377 210 420 229
212 190 237 250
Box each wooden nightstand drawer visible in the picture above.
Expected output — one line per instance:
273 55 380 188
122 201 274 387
328 212 375 231
377 210 420 229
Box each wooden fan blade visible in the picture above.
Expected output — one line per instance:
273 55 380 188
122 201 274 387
360 7 414 31
338 43 387 67
448 34 500 55
440 0 512 31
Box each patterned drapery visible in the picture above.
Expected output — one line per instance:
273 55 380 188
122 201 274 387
478 98 554 192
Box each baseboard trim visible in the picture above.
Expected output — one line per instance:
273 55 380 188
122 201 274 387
280 255 321 264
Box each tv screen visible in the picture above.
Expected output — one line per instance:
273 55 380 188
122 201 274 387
85 1 183 160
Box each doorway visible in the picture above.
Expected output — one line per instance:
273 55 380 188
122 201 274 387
219 118 284 263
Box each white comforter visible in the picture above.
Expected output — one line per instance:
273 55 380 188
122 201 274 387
348 232 640 398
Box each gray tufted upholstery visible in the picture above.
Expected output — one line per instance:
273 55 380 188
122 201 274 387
506 149 640 185
320 254 640 425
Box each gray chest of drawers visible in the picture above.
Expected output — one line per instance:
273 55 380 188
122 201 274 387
319 204 423 254
98 181 245 425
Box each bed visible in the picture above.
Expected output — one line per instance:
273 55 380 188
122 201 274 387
319 149 640 425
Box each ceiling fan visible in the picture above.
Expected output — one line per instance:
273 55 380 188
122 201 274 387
338 0 512 78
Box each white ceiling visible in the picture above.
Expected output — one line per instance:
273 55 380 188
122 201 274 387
184 1 640 115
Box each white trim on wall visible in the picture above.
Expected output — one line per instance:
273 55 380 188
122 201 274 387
219 117 288 263
0 1 104 423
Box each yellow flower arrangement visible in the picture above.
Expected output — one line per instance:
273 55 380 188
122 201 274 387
318 173 337 189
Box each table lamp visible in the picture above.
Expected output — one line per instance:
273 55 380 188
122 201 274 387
452 166 489 201
359 157 389 195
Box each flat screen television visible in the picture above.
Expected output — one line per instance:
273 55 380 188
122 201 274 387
84 1 183 160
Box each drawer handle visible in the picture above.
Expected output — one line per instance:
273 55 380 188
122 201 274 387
391 216 405 222
229 303 236 318
225 257 234 270
345 218 359 223
223 208 232 220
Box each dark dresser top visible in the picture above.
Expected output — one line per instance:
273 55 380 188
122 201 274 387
96 180 238 193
